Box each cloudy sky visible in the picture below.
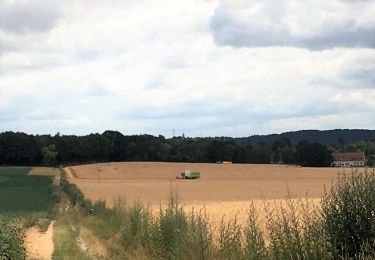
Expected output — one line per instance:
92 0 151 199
0 0 374 137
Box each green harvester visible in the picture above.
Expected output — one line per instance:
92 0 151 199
181 170 200 179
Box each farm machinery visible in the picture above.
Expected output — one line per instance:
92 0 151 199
177 170 200 179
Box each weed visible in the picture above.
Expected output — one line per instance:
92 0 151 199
243 202 268 260
217 216 243 259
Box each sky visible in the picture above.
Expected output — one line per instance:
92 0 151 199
0 0 374 137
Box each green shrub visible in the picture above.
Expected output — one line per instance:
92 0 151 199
321 170 375 258
0 219 25 260
49 184 62 204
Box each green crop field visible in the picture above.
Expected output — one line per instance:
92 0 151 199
0 167 54 214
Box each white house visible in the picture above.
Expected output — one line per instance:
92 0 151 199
332 152 366 167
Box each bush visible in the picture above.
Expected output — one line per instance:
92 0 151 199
322 170 375 258
0 219 25 259
49 184 62 204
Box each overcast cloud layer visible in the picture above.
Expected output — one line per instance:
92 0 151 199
210 0 375 49
0 0 374 137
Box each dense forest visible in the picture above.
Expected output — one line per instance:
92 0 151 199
0 130 374 167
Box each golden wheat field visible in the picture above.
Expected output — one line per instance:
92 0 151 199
65 162 363 226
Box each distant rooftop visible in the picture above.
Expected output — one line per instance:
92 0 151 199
332 152 365 162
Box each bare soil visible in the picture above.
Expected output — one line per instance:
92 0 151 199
24 221 55 260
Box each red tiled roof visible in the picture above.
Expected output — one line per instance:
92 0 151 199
332 152 365 162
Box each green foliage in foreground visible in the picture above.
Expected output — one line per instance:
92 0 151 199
82 195 325 259
0 218 25 260
82 195 213 259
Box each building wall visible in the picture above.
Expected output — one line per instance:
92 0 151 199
333 160 365 167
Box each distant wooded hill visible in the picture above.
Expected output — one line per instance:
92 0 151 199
234 129 375 144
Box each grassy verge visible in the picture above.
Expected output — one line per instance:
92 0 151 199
52 168 107 259
52 193 92 260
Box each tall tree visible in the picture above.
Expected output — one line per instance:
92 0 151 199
295 140 333 167
41 144 58 166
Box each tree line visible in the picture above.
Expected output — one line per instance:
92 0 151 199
0 130 374 167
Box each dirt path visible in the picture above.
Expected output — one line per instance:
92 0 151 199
24 221 55 260
78 227 108 258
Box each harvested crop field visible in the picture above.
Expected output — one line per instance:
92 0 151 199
67 162 356 202
66 162 365 225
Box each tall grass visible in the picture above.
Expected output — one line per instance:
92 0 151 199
83 193 213 259
154 193 190 258
243 202 267 260
217 216 243 259
187 208 213 259
264 198 332 260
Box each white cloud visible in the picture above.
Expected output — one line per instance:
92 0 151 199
0 0 374 137
268 112 375 134
329 91 375 108
0 96 9 110
210 0 375 49
0 0 68 34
